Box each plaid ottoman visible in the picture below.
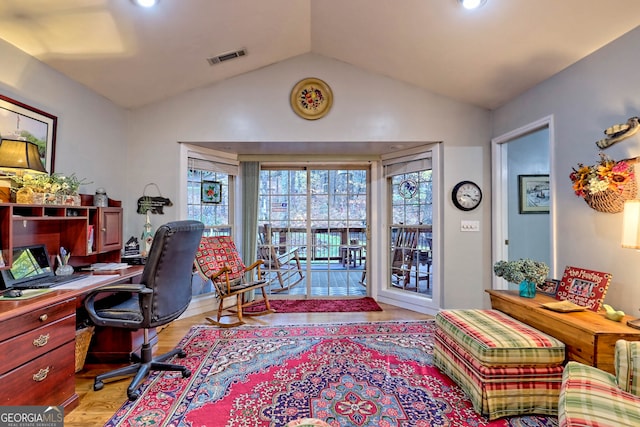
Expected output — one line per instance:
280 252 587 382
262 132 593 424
434 309 566 420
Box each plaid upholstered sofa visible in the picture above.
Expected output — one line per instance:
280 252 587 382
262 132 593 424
558 340 640 426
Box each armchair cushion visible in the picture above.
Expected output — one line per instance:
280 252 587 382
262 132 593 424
96 296 143 322
559 361 640 427
615 339 640 395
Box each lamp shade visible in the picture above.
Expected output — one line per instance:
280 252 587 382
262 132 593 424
0 139 47 173
622 199 640 249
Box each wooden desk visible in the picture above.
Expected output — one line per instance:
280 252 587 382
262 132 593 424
487 290 640 374
0 266 144 412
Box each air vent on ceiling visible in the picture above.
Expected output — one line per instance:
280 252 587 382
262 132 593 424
207 48 247 66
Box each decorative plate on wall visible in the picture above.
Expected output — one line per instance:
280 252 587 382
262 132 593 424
290 77 333 120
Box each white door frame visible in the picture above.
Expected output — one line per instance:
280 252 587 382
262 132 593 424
374 143 441 315
491 115 557 289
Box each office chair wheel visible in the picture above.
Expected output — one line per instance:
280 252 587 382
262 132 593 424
182 368 191 378
128 390 140 401
94 380 104 391
177 350 187 358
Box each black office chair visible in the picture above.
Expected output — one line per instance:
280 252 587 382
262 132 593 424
84 220 204 401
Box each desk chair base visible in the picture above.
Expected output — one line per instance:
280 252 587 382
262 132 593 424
93 331 191 401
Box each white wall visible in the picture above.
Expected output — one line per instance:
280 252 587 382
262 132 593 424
126 53 493 309
0 40 128 202
493 26 640 316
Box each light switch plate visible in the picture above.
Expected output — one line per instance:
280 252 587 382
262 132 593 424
461 220 480 232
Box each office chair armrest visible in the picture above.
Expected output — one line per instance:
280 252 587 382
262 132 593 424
85 283 149 301
84 284 153 324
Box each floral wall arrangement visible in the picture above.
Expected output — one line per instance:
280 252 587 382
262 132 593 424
569 153 636 213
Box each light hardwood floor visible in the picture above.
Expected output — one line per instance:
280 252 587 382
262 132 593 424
64 303 432 426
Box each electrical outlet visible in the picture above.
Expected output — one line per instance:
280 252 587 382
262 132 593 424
461 220 480 232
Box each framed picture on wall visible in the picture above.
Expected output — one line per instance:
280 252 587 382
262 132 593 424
0 94 57 173
518 174 550 214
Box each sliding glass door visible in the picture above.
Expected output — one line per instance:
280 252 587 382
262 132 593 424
258 167 368 297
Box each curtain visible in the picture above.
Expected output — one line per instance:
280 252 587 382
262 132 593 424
241 161 260 266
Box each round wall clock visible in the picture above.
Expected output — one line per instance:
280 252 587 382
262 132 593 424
452 180 482 211
290 77 333 120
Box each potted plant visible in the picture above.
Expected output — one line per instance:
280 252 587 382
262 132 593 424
51 173 89 205
10 172 89 205
493 259 549 298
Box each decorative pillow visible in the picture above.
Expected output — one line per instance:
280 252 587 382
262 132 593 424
616 340 640 396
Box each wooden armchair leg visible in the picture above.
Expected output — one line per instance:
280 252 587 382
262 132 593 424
242 287 275 318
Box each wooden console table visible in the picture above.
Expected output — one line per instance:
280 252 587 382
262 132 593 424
487 290 640 375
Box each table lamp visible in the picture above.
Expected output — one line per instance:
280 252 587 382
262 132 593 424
0 139 47 173
621 199 640 329
0 139 48 203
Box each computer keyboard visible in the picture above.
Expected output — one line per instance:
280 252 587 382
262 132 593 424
14 274 84 289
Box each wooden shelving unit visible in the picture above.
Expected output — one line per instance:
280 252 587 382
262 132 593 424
0 198 123 269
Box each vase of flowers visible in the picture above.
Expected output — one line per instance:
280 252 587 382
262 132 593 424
493 259 549 298
569 153 636 213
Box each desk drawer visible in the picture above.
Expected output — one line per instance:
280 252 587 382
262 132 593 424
0 341 75 406
0 298 75 342
0 314 75 375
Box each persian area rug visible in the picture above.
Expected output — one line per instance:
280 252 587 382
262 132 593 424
105 321 558 427
244 297 382 313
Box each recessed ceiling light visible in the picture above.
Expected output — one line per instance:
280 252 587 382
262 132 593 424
458 0 487 10
131 0 159 7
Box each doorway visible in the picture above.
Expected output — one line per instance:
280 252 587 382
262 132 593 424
258 167 368 297
492 115 556 289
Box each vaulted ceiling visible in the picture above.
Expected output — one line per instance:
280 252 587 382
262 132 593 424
1 0 638 112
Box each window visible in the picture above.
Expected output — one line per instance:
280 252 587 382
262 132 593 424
187 157 235 235
391 171 433 226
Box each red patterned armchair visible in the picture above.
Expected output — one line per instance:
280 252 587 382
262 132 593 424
194 235 274 327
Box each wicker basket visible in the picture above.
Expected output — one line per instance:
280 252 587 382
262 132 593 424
584 178 638 213
75 326 95 373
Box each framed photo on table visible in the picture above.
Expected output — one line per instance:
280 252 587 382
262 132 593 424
555 266 611 311
537 278 560 296
0 94 57 173
518 174 550 214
